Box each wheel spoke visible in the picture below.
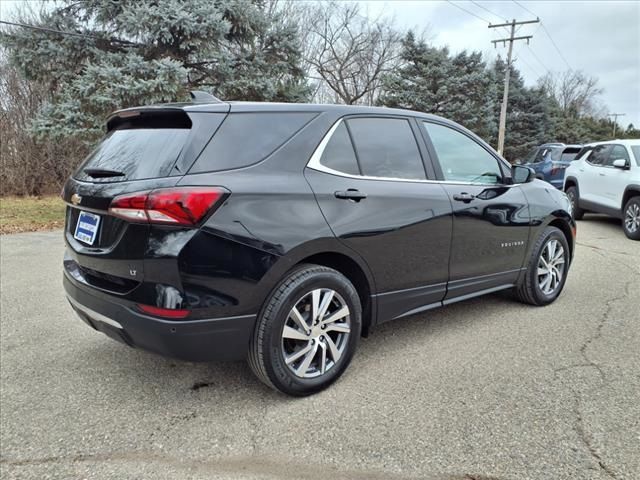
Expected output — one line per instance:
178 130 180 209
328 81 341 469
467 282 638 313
282 325 309 341
322 305 349 325
285 342 313 365
317 290 335 323
325 335 341 363
311 289 321 323
537 266 548 276
295 343 318 376
289 306 310 334
326 323 350 334
318 342 327 374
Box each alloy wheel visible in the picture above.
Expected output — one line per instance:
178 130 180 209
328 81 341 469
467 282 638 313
281 288 351 379
537 239 565 295
625 203 640 233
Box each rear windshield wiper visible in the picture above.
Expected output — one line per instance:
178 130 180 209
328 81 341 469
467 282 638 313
84 168 126 178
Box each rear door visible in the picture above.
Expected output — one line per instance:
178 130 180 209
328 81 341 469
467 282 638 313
420 121 530 300
581 144 613 205
599 144 633 211
305 115 453 322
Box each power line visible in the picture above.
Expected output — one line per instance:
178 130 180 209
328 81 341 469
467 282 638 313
444 0 492 24
511 0 538 18
470 1 507 23
509 1 572 70
540 23 572 70
0 20 140 46
525 44 552 76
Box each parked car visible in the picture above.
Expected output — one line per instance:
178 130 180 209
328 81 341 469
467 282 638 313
62 94 575 396
518 143 583 189
564 139 640 240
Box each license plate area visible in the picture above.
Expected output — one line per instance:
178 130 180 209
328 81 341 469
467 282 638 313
74 211 101 245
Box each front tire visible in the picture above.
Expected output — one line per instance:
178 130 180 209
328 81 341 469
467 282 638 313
566 186 584 220
515 226 570 306
622 197 640 240
248 264 362 396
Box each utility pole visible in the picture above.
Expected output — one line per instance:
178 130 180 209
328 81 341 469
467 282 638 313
608 113 625 138
489 18 539 156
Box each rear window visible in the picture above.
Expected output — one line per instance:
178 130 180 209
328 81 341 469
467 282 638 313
190 112 316 173
550 147 581 161
76 111 192 182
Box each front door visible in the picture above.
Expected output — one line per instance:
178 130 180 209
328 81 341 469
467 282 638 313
420 121 530 300
305 116 453 322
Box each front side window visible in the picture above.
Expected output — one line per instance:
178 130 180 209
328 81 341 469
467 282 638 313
346 118 426 180
422 122 503 184
609 145 630 166
319 123 360 175
586 145 613 166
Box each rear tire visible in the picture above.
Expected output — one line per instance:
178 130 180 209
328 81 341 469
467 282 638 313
622 197 640 240
566 186 584 220
515 226 570 306
248 264 361 396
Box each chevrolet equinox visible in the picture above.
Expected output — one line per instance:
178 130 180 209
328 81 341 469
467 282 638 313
63 93 575 396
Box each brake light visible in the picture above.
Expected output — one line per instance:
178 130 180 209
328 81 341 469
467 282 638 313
138 304 190 319
109 187 227 225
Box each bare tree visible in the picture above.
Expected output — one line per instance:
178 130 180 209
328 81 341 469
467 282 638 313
539 70 604 118
300 2 402 105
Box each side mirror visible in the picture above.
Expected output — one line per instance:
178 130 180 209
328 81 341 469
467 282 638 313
512 165 535 184
612 159 629 170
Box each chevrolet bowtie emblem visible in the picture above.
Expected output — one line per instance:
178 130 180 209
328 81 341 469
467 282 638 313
71 193 82 205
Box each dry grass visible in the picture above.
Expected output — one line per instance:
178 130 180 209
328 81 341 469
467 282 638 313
0 196 65 234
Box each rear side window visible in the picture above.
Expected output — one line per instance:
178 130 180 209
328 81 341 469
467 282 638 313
190 112 316 173
346 117 426 180
320 123 360 175
587 145 613 166
76 111 192 182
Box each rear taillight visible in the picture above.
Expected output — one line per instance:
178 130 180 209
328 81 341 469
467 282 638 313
109 187 227 226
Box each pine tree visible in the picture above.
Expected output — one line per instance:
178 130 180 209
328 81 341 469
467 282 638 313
1 0 310 142
379 32 496 140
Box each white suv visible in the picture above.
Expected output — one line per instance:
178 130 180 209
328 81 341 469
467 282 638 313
563 139 640 240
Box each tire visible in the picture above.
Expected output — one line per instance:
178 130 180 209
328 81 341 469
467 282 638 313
622 196 640 240
566 186 584 220
248 264 362 396
515 226 570 306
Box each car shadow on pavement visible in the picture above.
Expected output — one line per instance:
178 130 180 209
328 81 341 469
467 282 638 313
71 292 515 401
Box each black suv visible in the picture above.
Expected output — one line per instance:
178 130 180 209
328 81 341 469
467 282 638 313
63 95 575 396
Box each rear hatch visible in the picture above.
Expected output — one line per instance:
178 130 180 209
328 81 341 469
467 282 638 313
63 106 228 295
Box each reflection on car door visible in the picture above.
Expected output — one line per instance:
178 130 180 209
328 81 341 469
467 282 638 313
421 121 530 300
305 116 453 322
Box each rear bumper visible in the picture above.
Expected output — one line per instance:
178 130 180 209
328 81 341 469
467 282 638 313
63 274 256 362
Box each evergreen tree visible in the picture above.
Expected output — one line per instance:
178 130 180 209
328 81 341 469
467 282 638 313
379 32 496 139
1 0 310 142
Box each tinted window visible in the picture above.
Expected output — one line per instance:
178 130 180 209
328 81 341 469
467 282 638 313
76 129 189 182
191 112 316 173
550 147 581 161
587 145 612 166
423 122 502 184
320 123 360 175
609 145 630 166
347 118 426 180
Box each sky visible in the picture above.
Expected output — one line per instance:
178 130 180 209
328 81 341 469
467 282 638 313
363 0 640 129
1 0 639 129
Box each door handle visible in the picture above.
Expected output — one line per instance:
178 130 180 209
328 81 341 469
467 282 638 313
599 173 606 176
334 189 367 202
452 192 475 203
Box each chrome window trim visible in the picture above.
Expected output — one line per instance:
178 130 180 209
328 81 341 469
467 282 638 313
307 118 516 187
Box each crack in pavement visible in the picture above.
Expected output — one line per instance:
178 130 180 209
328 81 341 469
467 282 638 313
553 268 633 479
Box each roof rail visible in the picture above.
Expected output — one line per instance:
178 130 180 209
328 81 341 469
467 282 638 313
190 91 223 103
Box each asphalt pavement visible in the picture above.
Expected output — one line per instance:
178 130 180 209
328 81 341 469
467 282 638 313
1 214 638 480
